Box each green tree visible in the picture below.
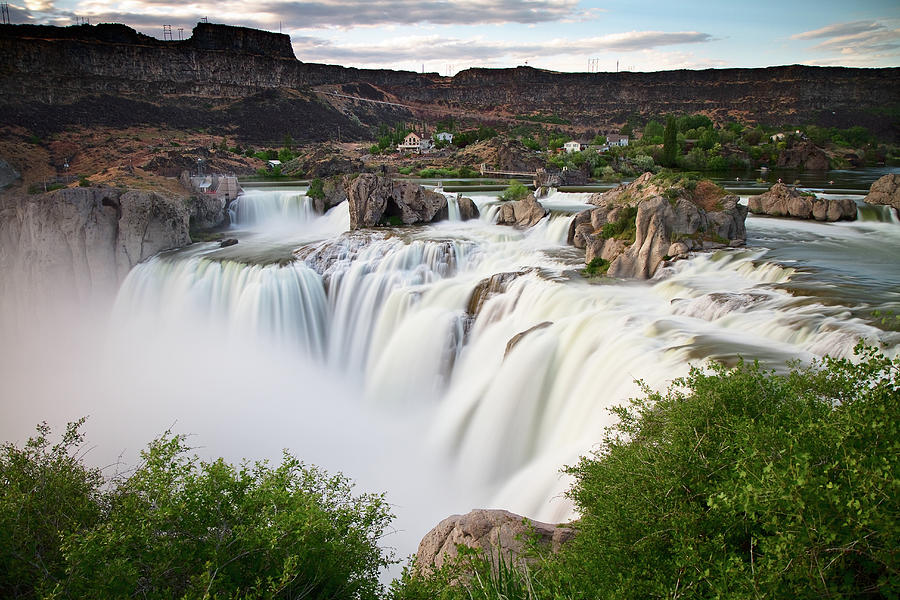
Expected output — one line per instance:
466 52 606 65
643 120 664 140
500 181 530 202
1 425 395 599
662 116 678 167
0 419 102 599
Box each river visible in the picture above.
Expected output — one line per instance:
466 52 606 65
2 168 898 567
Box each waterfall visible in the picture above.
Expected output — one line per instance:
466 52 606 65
857 203 899 223
231 189 314 227
114 254 329 356
88 183 899 557
447 193 461 222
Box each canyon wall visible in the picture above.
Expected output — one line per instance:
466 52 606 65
0 23 897 142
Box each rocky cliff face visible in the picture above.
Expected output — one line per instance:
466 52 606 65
1 24 897 141
0 186 190 303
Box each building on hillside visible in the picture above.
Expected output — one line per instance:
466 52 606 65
419 136 435 152
435 132 454 144
606 134 629 147
563 141 582 153
267 159 282 170
397 132 422 152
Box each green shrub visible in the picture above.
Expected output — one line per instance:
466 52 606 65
558 344 899 599
582 257 611 277
500 181 530 202
601 205 638 242
307 177 325 200
1 424 394 599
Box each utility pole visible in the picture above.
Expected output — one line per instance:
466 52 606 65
1 3 10 25
178 27 184 40
163 24 172 41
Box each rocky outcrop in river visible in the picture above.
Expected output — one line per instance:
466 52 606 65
415 509 575 576
569 173 748 279
748 183 856 221
864 173 900 214
0 186 191 301
496 193 548 228
348 174 452 228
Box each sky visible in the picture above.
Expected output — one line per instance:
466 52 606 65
9 0 900 74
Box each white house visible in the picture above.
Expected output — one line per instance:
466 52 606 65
267 159 282 170
397 132 422 152
563 141 582 153
435 132 453 144
607 134 629 147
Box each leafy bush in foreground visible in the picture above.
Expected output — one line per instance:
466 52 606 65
395 345 899 599
1 427 394 599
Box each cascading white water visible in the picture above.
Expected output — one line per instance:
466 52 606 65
231 188 314 226
29 182 894 565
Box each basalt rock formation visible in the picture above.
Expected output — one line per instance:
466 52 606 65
348 174 449 228
1 23 897 142
569 173 748 279
415 509 575 576
864 174 900 213
748 183 856 221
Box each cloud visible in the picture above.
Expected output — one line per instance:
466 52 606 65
791 20 883 40
790 19 900 64
24 0 581 29
579 30 715 52
294 29 714 61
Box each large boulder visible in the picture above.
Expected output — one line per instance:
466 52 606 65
348 173 448 229
864 173 900 213
457 195 480 221
749 183 856 221
415 509 575 576
775 140 829 170
0 186 190 304
496 193 548 228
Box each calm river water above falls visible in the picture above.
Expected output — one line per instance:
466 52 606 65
5 168 900 565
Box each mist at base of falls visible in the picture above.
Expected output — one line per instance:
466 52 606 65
2 180 898 571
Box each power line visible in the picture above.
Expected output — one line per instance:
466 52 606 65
162 24 173 41
1 3 10 25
